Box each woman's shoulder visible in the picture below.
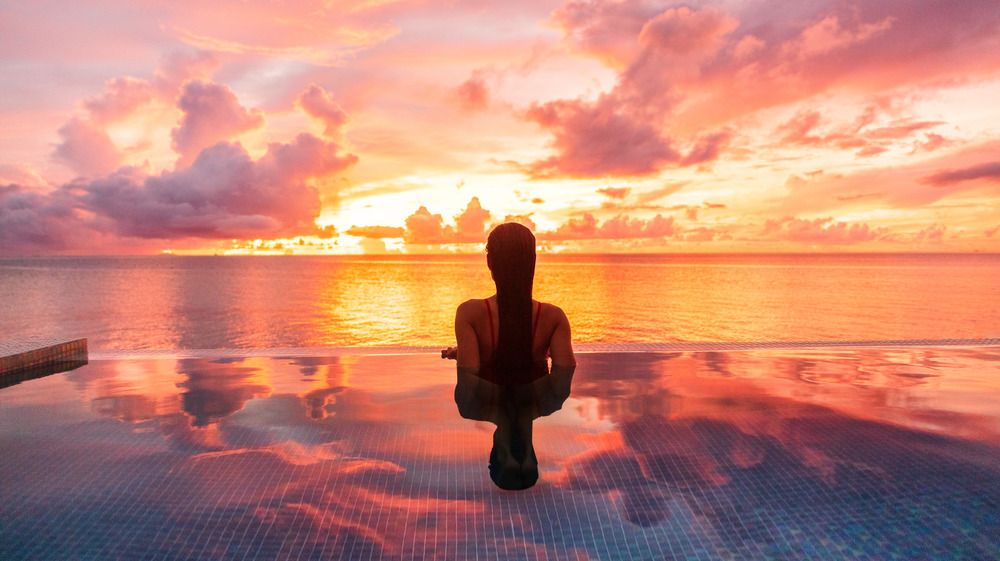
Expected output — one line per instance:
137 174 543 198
536 301 569 322
456 298 489 318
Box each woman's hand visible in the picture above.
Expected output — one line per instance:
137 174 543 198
441 346 458 360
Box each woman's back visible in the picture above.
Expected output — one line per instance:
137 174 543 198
455 295 575 384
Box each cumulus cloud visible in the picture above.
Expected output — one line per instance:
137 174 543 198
404 206 452 244
500 214 537 232
86 135 353 238
171 80 265 168
298 84 349 137
83 76 156 124
526 6 739 177
550 0 662 69
52 117 123 177
402 197 493 244
454 196 491 240
538 213 676 240
525 96 680 177
4 133 357 252
536 0 1000 177
0 184 97 253
759 217 887 244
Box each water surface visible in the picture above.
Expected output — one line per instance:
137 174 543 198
3 253 998 349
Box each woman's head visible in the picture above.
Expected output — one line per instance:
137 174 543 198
485 222 536 374
486 222 536 284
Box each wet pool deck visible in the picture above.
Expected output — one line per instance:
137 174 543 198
1 344 999 560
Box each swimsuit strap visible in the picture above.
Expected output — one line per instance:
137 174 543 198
484 298 496 350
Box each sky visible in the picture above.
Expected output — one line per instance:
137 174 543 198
2 0 1000 255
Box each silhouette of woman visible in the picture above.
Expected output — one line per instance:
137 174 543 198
442 222 576 490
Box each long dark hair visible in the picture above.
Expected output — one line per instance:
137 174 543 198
486 222 536 376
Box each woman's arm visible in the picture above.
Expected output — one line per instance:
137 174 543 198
454 300 481 369
548 306 576 367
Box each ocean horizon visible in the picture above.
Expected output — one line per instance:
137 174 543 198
3 252 998 351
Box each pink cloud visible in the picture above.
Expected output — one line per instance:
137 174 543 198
550 0 661 69
759 217 887 244
83 76 156 124
0 184 101 253
52 117 123 177
454 74 491 112
525 96 679 177
152 50 220 97
0 164 46 187
775 108 942 155
84 135 353 239
538 212 676 240
526 6 740 177
3 133 356 252
171 80 265 168
547 0 1000 151
298 84 348 138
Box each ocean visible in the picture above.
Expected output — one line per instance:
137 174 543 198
2 253 999 350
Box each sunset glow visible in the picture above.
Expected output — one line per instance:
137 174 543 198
2 0 1000 254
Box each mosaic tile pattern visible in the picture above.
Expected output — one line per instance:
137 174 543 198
2 349 999 560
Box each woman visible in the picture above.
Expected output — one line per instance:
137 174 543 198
442 222 576 490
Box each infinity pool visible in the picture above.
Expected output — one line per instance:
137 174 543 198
2 346 999 560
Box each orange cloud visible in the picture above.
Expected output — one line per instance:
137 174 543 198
759 217 887 244
345 225 405 239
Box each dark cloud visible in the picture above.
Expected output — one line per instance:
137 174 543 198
923 161 1000 187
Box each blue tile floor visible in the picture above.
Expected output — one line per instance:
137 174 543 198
1 347 999 560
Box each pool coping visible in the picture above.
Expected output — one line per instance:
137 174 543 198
0 338 88 376
82 338 1000 360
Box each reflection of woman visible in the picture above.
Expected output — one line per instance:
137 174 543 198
442 222 576 490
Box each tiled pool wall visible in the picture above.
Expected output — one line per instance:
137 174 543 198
0 338 87 380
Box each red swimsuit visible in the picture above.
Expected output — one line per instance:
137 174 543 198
477 299 548 385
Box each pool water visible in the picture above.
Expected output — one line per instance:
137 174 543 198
2 347 999 560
